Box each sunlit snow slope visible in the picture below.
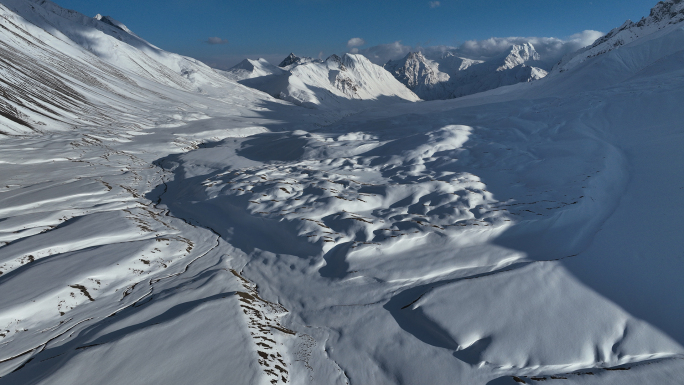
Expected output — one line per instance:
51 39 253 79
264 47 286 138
1 0 684 385
0 0 241 136
224 53 421 109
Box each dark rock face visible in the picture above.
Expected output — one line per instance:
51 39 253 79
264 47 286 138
278 53 300 68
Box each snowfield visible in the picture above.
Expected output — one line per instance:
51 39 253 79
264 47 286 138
0 0 683 384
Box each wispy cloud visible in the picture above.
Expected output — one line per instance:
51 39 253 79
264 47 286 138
429 1 441 8
347 37 366 48
354 30 604 65
205 37 229 45
458 30 603 60
353 41 412 64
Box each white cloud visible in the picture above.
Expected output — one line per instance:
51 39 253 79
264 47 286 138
429 1 441 8
347 37 366 48
205 37 228 45
354 41 413 64
568 30 604 46
459 30 603 63
355 30 604 66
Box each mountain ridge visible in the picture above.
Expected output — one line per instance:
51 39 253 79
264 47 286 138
224 52 420 109
556 0 684 72
384 43 548 100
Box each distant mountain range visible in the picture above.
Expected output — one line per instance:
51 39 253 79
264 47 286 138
223 53 420 109
225 43 553 104
384 43 549 100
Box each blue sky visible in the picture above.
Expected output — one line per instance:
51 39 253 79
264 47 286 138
55 0 657 68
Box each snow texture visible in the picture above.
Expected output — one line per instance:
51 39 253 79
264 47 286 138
0 0 683 384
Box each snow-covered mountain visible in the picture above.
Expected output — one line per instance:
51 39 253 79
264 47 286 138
220 58 286 81
0 0 241 135
277 53 320 69
2 0 684 384
556 0 684 72
385 43 548 100
448 42 549 98
225 53 420 109
9 0 228 91
383 52 453 100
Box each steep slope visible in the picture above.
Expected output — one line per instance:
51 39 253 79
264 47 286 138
384 52 453 100
5 0 227 91
0 0 242 135
385 43 548 100
557 0 684 72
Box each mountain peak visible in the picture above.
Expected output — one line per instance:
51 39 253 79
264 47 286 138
406 51 426 61
383 51 448 96
645 0 684 24
93 14 134 35
278 53 320 68
597 0 684 47
497 43 541 71
278 53 299 68
385 51 429 69
556 0 684 72
509 43 540 61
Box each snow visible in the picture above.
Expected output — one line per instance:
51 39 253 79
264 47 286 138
224 52 420 110
277 53 320 69
556 0 684 72
221 58 286 81
384 43 548 100
1 0 684 384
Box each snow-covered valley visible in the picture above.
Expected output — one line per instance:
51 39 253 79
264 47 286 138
1 0 683 384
